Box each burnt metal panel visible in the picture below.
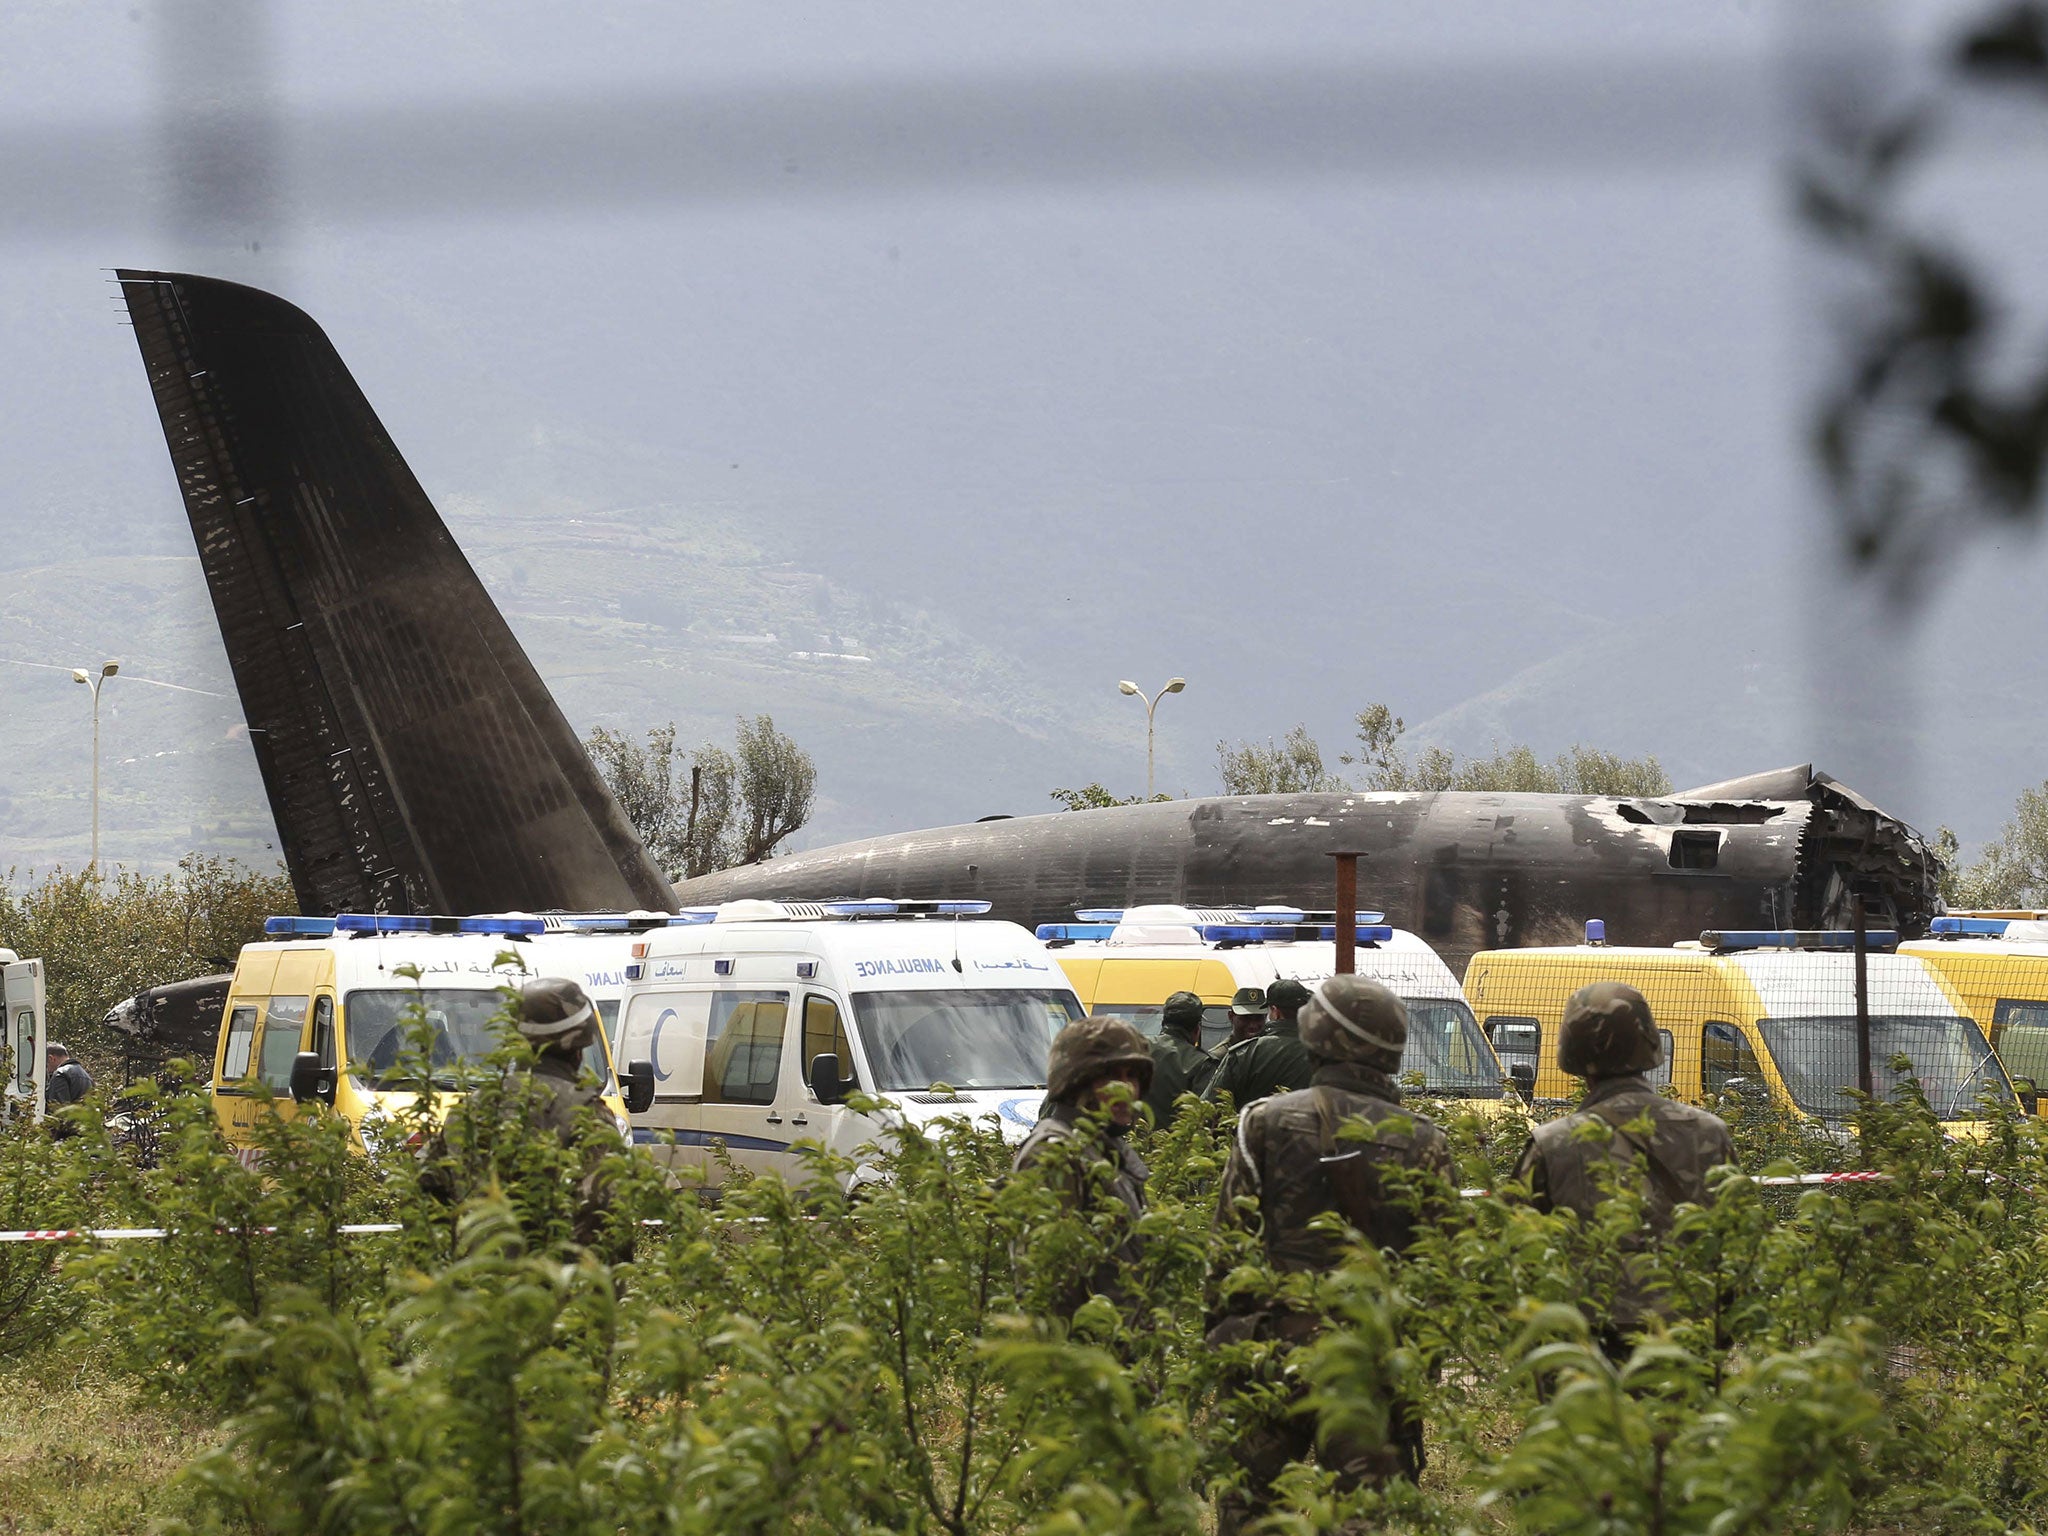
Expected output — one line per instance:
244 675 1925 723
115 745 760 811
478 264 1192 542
116 270 674 916
676 783 1936 974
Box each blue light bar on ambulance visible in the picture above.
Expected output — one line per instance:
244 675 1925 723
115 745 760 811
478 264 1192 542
1233 909 1387 927
1700 929 1899 952
820 898 993 917
265 916 338 937
332 913 546 937
1200 923 1395 944
1036 923 1117 942
529 910 718 932
1929 916 2013 937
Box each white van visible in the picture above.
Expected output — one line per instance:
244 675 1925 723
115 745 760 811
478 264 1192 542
614 899 1084 1187
1043 906 1515 1105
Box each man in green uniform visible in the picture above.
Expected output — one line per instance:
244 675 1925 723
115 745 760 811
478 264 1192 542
1210 976 1455 1532
420 977 620 1252
1013 1016 1154 1312
1144 990 1216 1126
1204 977 1315 1108
1223 985 1267 1049
1514 981 1736 1352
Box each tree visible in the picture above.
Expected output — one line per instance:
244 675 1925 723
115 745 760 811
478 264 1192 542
1049 783 1169 811
1340 704 1671 797
732 714 818 866
1216 725 1346 795
0 854 295 1082
1940 782 2048 909
586 716 816 879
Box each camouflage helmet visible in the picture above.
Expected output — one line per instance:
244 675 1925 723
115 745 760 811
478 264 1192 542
517 977 599 1048
1160 990 1206 1033
1557 982 1663 1079
1297 976 1409 1071
1046 1015 1156 1103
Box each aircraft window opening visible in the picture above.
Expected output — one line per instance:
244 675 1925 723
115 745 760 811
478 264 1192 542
1669 830 1722 870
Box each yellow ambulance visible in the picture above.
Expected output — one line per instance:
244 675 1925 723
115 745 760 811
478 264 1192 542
1463 924 2018 1131
1042 905 1515 1107
1900 917 2048 1115
211 913 641 1155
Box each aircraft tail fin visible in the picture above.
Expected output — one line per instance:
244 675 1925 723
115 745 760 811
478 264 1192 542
116 270 675 915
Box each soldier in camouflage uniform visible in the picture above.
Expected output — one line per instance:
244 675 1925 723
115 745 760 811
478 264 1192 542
1514 981 1736 1351
1204 977 1315 1108
1210 976 1455 1532
420 977 620 1251
1013 1016 1154 1310
1144 990 1216 1127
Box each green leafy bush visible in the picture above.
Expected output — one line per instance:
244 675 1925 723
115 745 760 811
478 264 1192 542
21 1068 2048 1533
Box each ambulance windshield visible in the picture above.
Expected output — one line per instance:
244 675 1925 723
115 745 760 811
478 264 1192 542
1402 999 1505 1097
1757 1012 2011 1120
852 988 1081 1092
346 987 611 1089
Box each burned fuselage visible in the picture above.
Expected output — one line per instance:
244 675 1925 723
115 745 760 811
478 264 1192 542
674 771 1941 972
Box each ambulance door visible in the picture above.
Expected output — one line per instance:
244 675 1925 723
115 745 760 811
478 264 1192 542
4 958 46 1123
793 992 862 1167
616 988 710 1181
697 988 795 1187
252 994 311 1124
214 1003 264 1148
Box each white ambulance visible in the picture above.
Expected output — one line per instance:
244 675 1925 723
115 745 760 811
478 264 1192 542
613 899 1082 1187
1042 906 1516 1105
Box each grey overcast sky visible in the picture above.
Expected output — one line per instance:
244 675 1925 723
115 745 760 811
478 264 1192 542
2 0 2045 872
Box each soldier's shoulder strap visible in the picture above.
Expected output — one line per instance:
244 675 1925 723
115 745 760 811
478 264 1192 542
1583 1095 1691 1209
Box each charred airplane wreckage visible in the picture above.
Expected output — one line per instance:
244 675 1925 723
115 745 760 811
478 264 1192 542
675 766 1942 969
117 270 1944 964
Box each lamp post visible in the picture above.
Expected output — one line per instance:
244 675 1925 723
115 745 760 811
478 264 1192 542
1117 676 1185 800
71 661 118 875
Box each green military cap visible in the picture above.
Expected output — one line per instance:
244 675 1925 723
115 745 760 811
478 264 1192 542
1229 986 1267 1017
1160 990 1206 1029
1265 978 1310 1015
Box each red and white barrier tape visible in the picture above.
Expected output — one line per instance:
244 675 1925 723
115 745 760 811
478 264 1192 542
0 1222 402 1244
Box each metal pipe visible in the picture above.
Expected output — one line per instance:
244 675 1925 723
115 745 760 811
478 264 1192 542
1854 894 1873 1102
1330 850 1360 975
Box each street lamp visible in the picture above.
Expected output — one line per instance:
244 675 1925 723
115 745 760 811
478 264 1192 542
71 661 118 875
1117 676 1186 800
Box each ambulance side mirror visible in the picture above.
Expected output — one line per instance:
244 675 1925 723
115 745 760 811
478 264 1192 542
810 1052 854 1106
289 1050 336 1107
624 1059 656 1115
1508 1063 1536 1101
2013 1075 2039 1117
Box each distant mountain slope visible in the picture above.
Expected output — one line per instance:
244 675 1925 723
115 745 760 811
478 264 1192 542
0 455 1140 878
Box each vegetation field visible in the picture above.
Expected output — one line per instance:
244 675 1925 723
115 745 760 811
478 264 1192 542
4 1038 2048 1536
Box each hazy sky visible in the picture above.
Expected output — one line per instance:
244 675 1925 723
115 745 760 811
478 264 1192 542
3 1 2044 867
